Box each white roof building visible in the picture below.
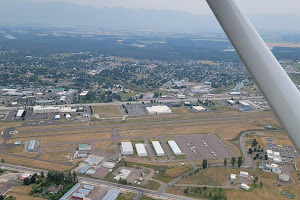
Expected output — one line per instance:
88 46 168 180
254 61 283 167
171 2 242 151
16 109 25 118
227 100 237 105
239 101 251 107
33 106 60 114
279 174 289 182
193 106 206 111
240 183 250 191
135 143 148 157
239 171 249 178
230 174 237 181
168 140 182 156
121 142 134 155
79 91 89 96
177 94 186 99
152 141 165 156
230 92 241 95
146 105 172 115
103 162 116 169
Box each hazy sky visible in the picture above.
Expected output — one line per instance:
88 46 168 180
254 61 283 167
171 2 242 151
23 0 300 16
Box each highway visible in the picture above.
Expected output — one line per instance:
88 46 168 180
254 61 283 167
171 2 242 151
0 163 196 200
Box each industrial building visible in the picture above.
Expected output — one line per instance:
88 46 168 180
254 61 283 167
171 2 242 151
240 183 250 191
135 143 148 157
79 144 88 151
102 162 116 169
121 142 134 155
33 106 60 114
168 140 183 156
267 150 282 163
59 183 80 200
146 105 172 115
28 140 36 152
78 165 91 174
152 141 165 156
102 189 121 200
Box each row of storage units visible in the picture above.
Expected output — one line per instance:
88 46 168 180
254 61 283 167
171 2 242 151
120 140 183 157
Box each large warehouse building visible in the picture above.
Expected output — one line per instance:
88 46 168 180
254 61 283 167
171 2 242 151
168 140 183 155
33 106 60 114
152 141 165 156
121 142 134 155
135 143 148 157
146 105 172 115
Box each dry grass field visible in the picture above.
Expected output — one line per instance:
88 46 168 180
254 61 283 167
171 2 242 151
118 121 260 141
0 122 22 132
43 144 72 152
7 132 112 144
16 122 89 132
7 184 45 200
40 151 70 162
13 127 112 138
92 105 122 118
178 167 252 186
94 140 115 154
0 155 73 171
3 144 24 154
165 165 193 178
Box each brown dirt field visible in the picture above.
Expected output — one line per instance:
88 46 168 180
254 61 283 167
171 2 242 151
13 127 112 138
92 105 122 118
94 140 115 154
118 122 261 141
165 165 193 178
1 155 73 171
43 144 72 152
0 122 22 132
267 42 300 48
7 184 45 200
171 107 191 114
7 132 112 144
224 141 242 156
225 187 285 200
297 158 300 170
179 167 252 186
16 122 89 132
40 151 70 162
248 117 282 128
3 144 24 154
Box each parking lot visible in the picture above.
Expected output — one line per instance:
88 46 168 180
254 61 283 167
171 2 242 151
126 104 148 116
174 134 236 160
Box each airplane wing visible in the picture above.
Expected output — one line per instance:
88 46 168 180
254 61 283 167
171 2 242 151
207 0 300 153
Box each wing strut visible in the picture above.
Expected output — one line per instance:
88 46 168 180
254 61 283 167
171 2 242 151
207 0 300 152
